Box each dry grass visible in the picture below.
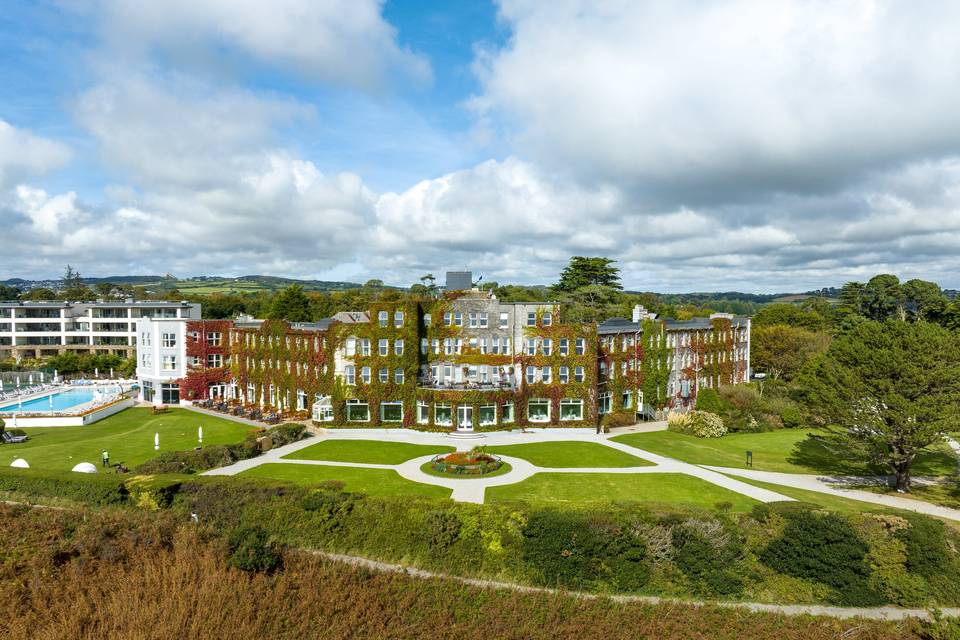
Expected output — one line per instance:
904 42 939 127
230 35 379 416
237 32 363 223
0 505 920 640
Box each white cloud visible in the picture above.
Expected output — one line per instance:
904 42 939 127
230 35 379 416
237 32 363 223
92 0 430 90
0 120 72 189
475 0 960 197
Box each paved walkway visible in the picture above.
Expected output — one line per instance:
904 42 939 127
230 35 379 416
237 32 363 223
204 427 793 504
706 465 960 521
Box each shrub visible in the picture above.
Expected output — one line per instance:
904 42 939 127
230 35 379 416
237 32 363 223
270 423 307 447
522 509 648 592
600 412 635 429
0 467 129 506
227 525 283 573
667 411 726 438
425 510 462 549
759 510 882 606
694 388 730 415
670 518 745 597
896 515 954 579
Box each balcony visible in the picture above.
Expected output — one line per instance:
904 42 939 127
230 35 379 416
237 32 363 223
417 377 517 391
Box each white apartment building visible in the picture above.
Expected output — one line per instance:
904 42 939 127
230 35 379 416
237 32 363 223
135 316 189 405
0 300 200 361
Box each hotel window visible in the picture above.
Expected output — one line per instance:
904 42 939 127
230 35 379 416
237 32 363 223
141 332 151 346
443 312 452 326
420 338 428 354
501 401 514 423
346 337 356 356
207 332 221 346
479 404 496 425
297 390 307 411
207 354 222 368
423 313 431 327
479 365 489 383
379 367 389 383
378 310 388 327
479 312 489 328
575 338 586 355
526 338 537 356
528 398 550 422
380 401 403 422
542 311 552 326
491 337 500 354
454 311 463 326
560 399 583 421
542 338 552 356
417 401 429 424
559 366 569 383
598 392 612 414
526 366 536 384
559 338 568 356
526 311 536 326
360 338 370 356
541 366 552 384
394 311 404 327
469 312 478 328
141 354 151 367
432 338 440 354
499 312 509 328
469 337 478 351
574 366 585 382
162 332 176 348
361 367 371 383
456 338 463 354
444 338 454 355
394 339 404 355
345 365 356 385
503 338 511 355
622 390 632 409
162 355 177 371
435 403 452 425
379 339 388 355
346 400 369 422
479 337 487 354
394 368 404 384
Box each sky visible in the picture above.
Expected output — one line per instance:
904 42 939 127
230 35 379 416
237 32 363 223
2 0 960 293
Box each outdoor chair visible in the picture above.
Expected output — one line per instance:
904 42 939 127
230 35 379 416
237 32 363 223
2 431 28 444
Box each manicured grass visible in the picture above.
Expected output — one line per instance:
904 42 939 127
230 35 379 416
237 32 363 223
8 407 254 472
614 429 958 476
485 441 653 468
240 463 452 499
728 476 927 516
418 460 513 479
283 440 454 465
486 472 759 512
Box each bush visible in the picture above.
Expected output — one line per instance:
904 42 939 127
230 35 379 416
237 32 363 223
270 423 307 447
227 525 283 573
671 518 745 597
759 510 882 606
522 509 649 592
0 467 129 506
668 410 727 438
694 388 730 415
600 412 635 429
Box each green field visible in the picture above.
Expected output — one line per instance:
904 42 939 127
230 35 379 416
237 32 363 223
487 472 759 512
7 407 254 471
486 441 653 468
283 440 454 465
240 463 452 499
614 429 958 476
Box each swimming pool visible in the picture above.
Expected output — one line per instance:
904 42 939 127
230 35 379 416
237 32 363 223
0 389 96 413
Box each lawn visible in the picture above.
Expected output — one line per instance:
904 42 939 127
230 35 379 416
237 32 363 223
6 407 254 472
486 472 759 512
241 463 452 499
613 429 958 476
485 441 653 468
283 439 454 465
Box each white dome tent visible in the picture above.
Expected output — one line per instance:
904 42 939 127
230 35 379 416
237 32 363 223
10 458 29 469
71 462 98 474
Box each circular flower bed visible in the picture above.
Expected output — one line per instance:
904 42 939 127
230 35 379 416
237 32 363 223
430 449 504 476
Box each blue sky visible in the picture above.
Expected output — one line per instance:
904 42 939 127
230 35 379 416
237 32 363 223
2 1 960 292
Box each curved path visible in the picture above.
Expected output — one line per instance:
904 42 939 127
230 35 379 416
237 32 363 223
204 426 792 504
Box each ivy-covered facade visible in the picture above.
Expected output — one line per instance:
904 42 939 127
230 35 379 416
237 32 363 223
219 294 749 431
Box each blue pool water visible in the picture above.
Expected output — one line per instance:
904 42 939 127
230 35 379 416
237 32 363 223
0 389 95 413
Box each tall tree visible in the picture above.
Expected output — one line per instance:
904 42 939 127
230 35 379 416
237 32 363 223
901 278 946 321
863 274 905 321
554 256 622 292
267 285 312 322
60 265 95 301
0 285 20 300
751 324 830 381
797 321 960 492
752 303 827 330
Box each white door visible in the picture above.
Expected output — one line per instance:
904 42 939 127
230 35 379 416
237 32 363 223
457 405 473 431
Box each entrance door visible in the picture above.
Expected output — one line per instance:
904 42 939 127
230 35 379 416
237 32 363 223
457 405 473 431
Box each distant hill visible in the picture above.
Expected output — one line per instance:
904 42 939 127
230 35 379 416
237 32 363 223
0 274 365 294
